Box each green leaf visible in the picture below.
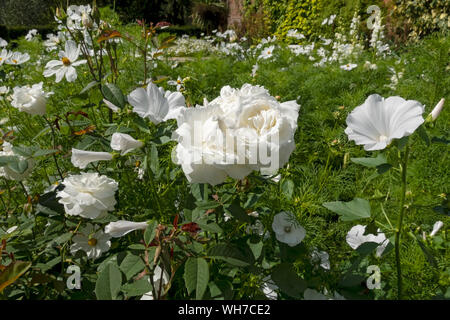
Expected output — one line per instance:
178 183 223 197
95 263 122 300
33 149 58 157
0 261 32 292
0 156 18 166
243 193 261 209
121 276 152 297
101 83 126 109
196 221 222 233
12 146 33 157
184 257 209 300
80 80 100 94
119 253 145 281
208 244 253 267
376 163 392 174
281 179 295 200
416 125 430 146
323 198 371 221
271 263 306 298
7 159 28 174
144 220 158 245
351 154 387 168
191 183 209 202
128 244 146 250
224 200 251 223
247 238 263 260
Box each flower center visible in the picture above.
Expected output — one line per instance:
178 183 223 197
177 79 182 84
88 238 97 246
284 226 292 233
62 57 71 66
12 59 18 64
378 135 388 142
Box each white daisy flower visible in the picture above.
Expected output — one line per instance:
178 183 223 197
70 223 111 260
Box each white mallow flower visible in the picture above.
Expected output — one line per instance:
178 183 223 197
430 98 445 121
141 265 170 300
70 223 111 260
105 220 149 238
0 142 35 181
345 94 424 151
6 51 30 65
71 148 113 169
110 133 143 155
43 40 87 83
430 221 444 237
128 82 186 124
57 172 118 219
258 45 275 60
346 225 389 257
340 63 357 71
11 82 53 116
172 84 299 185
311 250 330 270
272 211 306 247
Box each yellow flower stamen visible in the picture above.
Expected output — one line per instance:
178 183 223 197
62 57 71 66
12 59 18 64
88 238 97 246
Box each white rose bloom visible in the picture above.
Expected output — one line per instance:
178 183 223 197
105 220 148 238
57 172 118 219
172 84 299 185
71 148 113 169
346 225 389 257
0 142 35 181
11 82 53 116
128 83 186 124
141 265 170 300
110 133 143 155
345 94 424 151
43 40 87 83
272 211 306 247
70 223 111 260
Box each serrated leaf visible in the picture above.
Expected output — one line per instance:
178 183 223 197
207 244 253 267
119 253 145 281
351 154 387 168
101 83 125 109
121 276 152 297
95 263 122 300
323 198 371 221
184 257 209 300
271 263 306 298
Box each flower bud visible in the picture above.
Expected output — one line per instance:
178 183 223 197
428 98 445 122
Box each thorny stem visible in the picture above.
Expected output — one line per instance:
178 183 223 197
394 144 409 300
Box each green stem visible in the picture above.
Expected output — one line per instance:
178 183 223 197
394 144 409 300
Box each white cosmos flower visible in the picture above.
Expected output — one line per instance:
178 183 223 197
167 76 184 92
70 223 111 259
57 172 118 219
346 225 389 257
128 82 185 124
272 211 306 247
345 94 425 151
104 220 148 238
141 265 170 300
43 40 87 83
0 37 7 47
340 63 357 71
71 148 113 169
11 82 53 116
0 49 11 65
286 29 305 40
25 29 38 41
0 142 35 181
258 45 275 60
110 133 143 155
44 32 66 51
6 51 30 65
172 84 299 185
430 221 444 237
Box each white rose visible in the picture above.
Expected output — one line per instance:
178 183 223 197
11 82 53 116
110 133 143 155
57 172 118 219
